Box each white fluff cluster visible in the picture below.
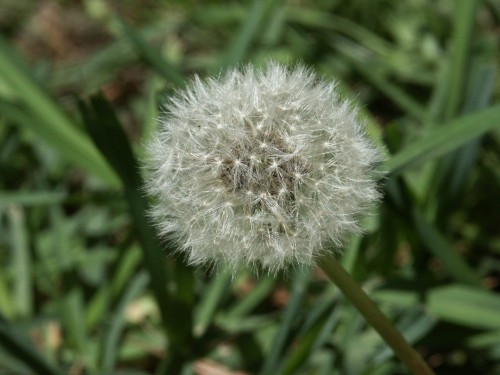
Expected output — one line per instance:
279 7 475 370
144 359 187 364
145 62 382 272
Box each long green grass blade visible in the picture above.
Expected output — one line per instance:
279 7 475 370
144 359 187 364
49 207 89 355
115 17 185 86
386 179 482 287
281 299 340 375
412 208 482 287
222 0 280 67
429 58 496 221
86 245 142 330
78 93 194 360
0 191 66 206
194 271 231 337
0 275 13 319
442 1 481 120
0 37 118 187
7 205 32 318
0 313 64 375
225 276 275 318
99 271 149 372
259 270 309 375
428 285 500 330
286 9 394 57
338 53 426 122
383 105 500 175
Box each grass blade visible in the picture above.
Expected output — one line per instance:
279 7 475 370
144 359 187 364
6 206 32 318
99 271 150 372
49 207 89 355
115 17 185 86
412 208 482 287
0 37 118 187
337 52 426 122
383 105 500 175
386 179 482 287
442 1 481 120
194 270 231 337
225 276 275 318
281 299 340 375
222 0 280 67
430 59 496 220
0 313 64 375
86 245 142 330
259 270 309 375
0 191 66 206
78 93 194 362
428 285 500 330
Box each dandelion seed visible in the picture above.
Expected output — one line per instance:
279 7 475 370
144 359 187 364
144 61 383 272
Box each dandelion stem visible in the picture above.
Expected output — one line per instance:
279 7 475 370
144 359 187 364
318 254 435 375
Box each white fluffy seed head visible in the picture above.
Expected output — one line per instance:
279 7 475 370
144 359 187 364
144 62 383 273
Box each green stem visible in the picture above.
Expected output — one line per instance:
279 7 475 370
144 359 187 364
318 254 435 375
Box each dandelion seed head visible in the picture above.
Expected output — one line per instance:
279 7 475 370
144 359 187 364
144 62 383 273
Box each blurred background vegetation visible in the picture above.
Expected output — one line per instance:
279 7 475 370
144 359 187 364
1 0 500 374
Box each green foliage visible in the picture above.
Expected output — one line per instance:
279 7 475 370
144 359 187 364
1 0 499 374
